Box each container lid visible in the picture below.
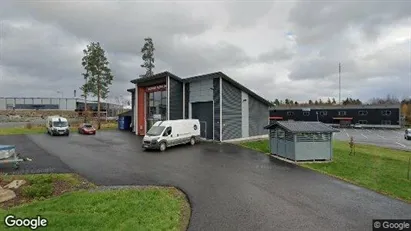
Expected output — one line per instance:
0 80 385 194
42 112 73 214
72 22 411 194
0 145 16 151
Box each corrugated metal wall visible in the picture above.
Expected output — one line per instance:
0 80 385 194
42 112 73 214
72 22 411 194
169 78 183 120
249 96 269 136
213 78 220 141
0 98 5 109
189 79 213 102
0 98 77 110
185 83 190 119
222 79 242 140
241 91 249 138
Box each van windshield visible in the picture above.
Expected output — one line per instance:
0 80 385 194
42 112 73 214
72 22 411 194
53 121 68 127
146 126 165 136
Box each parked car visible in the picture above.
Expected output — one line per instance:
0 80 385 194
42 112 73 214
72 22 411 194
353 123 363 129
46 116 70 136
404 129 411 140
142 119 200 152
78 123 96 135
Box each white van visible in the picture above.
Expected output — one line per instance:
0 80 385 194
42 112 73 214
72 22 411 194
142 119 200 151
46 116 70 136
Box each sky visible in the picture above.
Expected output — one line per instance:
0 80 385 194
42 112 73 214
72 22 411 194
1 0 411 104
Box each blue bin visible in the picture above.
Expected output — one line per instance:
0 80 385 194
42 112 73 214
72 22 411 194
123 116 131 131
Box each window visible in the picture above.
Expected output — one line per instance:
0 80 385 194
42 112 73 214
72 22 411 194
303 111 310 116
338 111 346 116
381 110 392 116
319 111 327 116
287 111 294 116
381 120 391 125
358 110 368 116
358 120 368 124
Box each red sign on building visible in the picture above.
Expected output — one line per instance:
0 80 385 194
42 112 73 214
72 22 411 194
145 84 166 93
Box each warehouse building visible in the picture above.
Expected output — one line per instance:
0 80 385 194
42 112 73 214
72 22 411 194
269 104 402 128
129 71 271 141
0 97 123 117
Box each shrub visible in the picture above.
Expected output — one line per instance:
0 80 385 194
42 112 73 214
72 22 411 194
25 123 33 129
22 184 53 199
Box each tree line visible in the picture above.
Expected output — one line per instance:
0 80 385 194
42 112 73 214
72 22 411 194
271 97 362 106
80 38 155 129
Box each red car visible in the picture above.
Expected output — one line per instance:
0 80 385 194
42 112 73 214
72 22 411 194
78 123 96 135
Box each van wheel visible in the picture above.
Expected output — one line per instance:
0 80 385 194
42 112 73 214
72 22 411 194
190 137 196 145
159 142 167 152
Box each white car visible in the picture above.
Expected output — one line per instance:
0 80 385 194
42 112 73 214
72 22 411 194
353 123 362 129
142 119 200 151
404 129 411 140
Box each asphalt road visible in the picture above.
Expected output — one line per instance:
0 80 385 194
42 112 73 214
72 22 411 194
333 128 411 151
5 131 406 231
0 135 72 174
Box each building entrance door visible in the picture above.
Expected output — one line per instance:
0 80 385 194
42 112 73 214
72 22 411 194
146 89 167 131
191 101 213 140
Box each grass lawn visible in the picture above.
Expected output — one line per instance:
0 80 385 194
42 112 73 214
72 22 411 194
240 139 411 203
0 174 190 231
0 122 117 135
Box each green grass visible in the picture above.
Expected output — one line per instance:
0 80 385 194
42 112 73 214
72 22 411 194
240 139 411 203
240 139 271 154
0 188 190 231
0 127 45 135
0 174 190 230
0 122 118 135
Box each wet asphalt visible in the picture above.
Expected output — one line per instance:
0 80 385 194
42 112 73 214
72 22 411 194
0 135 71 174
2 131 411 231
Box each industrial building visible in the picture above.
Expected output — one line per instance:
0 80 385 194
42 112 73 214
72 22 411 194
0 97 123 117
128 71 271 141
269 104 402 128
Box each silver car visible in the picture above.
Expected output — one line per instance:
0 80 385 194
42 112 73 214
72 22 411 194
404 129 411 140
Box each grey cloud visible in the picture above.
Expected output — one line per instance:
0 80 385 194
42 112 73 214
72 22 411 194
289 1 411 44
1 0 411 103
223 1 275 29
289 58 358 81
257 47 295 63
160 41 253 76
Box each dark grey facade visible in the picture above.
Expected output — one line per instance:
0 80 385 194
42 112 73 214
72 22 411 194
184 83 190 119
221 79 242 140
130 71 271 141
169 78 183 120
213 78 220 141
270 105 401 128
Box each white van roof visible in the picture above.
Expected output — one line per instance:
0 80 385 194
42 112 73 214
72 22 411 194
48 116 67 122
153 119 199 127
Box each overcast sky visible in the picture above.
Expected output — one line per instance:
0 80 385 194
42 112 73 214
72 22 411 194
1 0 411 103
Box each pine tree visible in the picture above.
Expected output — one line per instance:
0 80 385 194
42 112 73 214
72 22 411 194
140 37 155 77
81 42 114 129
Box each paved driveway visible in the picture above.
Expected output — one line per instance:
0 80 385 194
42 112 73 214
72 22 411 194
0 135 71 174
7 131 411 230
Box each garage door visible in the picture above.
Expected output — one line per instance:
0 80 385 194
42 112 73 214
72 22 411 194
191 102 213 140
